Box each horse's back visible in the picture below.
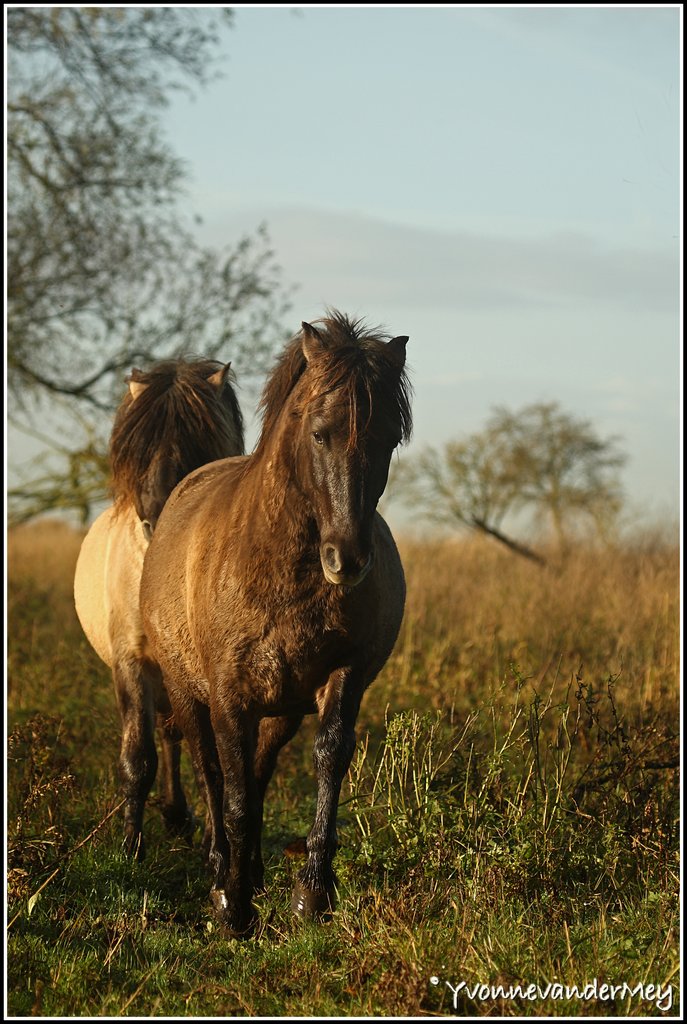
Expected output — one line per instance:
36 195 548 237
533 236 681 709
352 511 406 679
373 511 406 628
148 455 250 557
165 454 249 515
74 505 147 668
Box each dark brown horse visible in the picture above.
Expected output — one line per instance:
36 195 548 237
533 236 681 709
74 359 244 857
140 312 412 935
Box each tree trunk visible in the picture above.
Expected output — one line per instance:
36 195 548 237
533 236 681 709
470 517 547 567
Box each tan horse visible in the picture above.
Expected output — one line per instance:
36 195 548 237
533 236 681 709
74 359 244 857
140 312 412 935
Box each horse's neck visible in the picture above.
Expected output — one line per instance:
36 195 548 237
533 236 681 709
247 425 312 542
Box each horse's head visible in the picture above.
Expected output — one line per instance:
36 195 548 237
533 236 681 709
294 318 411 586
111 360 244 537
130 448 179 541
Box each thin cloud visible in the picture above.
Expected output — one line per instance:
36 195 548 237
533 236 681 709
214 204 678 315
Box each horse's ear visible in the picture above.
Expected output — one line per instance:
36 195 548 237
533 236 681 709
128 370 148 400
301 321 327 363
386 336 408 370
207 362 233 389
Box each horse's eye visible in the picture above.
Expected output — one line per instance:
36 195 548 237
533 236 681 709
312 431 324 446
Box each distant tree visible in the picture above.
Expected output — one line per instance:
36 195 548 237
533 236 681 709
7 435 110 528
7 7 291 522
393 402 626 562
488 403 626 549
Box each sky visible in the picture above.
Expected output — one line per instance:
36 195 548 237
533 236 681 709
6 4 682 529
160 4 681 525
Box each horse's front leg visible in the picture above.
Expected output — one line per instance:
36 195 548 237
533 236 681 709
210 698 260 937
293 669 362 919
113 653 158 860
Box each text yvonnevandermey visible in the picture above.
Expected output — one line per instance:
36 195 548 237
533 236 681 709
429 975 674 1013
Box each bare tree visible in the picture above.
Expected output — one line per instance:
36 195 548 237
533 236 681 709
7 7 291 522
487 403 626 550
393 402 626 562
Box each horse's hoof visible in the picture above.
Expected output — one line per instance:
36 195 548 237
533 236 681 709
209 888 256 939
291 880 334 920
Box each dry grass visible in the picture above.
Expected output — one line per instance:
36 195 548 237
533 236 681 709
6 519 681 1016
371 533 678 726
8 518 86 587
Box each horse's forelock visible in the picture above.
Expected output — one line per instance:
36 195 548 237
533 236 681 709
257 313 413 450
110 359 244 510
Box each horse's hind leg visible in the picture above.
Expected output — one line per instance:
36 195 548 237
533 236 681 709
167 694 233 921
156 698 195 841
252 714 303 889
210 699 260 937
113 655 158 860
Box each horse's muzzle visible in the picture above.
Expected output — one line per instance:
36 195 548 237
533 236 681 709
320 545 374 587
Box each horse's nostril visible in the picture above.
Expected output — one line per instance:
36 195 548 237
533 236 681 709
322 544 342 574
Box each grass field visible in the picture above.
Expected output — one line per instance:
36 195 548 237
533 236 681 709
6 519 680 1017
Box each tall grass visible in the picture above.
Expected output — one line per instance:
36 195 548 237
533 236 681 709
6 522 680 1016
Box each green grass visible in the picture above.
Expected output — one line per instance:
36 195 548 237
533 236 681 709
6 522 680 1016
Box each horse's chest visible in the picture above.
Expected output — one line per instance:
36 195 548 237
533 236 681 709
198 569 378 710
254 622 346 687
236 603 358 711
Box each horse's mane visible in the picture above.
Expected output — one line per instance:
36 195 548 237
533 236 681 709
257 310 413 451
110 358 244 509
